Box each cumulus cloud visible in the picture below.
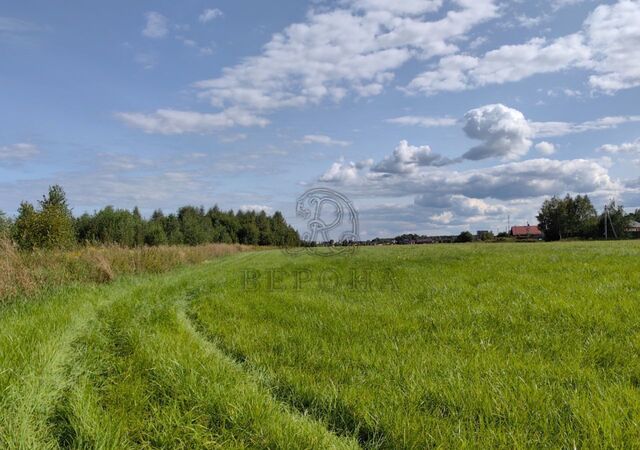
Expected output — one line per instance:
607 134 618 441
372 140 458 174
316 150 619 233
385 104 640 162
0 143 40 164
142 12 168 39
535 141 556 155
193 1 498 113
386 116 457 127
297 134 351 147
322 156 617 201
115 108 268 134
462 104 533 161
597 138 640 154
199 8 223 23
407 0 640 94
416 194 507 216
120 1 500 134
319 159 361 183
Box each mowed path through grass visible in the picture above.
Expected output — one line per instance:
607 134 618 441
2 242 640 448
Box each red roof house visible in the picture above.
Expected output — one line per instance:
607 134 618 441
510 225 543 239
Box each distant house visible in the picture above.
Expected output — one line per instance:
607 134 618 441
626 221 640 233
510 225 543 239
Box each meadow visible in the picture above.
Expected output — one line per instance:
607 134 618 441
1 242 640 448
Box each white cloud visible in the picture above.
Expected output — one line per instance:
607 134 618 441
387 104 640 162
142 12 168 39
239 204 273 213
322 156 617 201
0 143 40 164
586 1 640 92
199 8 223 23
430 211 454 224
551 0 587 11
193 1 498 114
531 115 640 137
408 34 590 94
297 134 351 147
220 133 248 143
462 104 533 161
407 0 640 94
319 159 361 183
535 141 556 155
372 140 458 173
597 138 640 154
387 116 457 127
115 108 268 134
346 0 444 15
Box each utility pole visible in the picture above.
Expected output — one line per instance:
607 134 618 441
604 205 608 240
603 204 618 240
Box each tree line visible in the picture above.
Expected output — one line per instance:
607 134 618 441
537 194 640 241
0 185 300 250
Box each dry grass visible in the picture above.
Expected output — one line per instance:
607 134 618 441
0 238 250 301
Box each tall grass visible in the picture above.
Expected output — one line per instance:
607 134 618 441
0 238 248 301
2 242 640 448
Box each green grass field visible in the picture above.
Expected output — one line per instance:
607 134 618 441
2 242 640 448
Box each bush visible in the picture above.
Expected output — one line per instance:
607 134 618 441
12 186 75 251
456 231 474 243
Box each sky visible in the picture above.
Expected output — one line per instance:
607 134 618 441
1 0 640 238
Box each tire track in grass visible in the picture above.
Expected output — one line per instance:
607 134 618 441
182 299 387 449
46 261 358 449
0 285 114 449
175 299 361 449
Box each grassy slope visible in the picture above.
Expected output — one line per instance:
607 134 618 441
1 242 640 448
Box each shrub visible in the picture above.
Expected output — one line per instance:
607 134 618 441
456 231 474 243
12 185 75 250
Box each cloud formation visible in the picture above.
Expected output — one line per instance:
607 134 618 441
371 140 458 173
462 104 533 161
387 116 457 127
535 141 556 155
193 0 498 113
199 9 223 23
142 12 168 39
598 138 640 155
0 143 40 164
297 135 351 147
116 109 268 134
407 1 640 94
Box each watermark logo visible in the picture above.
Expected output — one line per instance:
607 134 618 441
285 187 359 257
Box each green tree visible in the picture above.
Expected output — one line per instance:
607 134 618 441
13 202 39 250
599 200 628 239
478 231 495 241
13 186 75 250
144 221 168 246
163 214 184 245
456 231 474 243
37 185 76 249
537 194 598 241
0 210 10 238
179 206 213 246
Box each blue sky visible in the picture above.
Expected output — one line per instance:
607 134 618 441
1 0 640 237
